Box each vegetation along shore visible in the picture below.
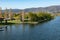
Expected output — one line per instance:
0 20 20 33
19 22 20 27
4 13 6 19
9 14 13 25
0 8 54 25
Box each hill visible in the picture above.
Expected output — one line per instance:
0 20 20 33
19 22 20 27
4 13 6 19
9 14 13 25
2 5 60 13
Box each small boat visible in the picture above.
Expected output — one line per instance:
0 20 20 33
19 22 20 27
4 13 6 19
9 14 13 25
0 29 4 31
0 27 3 29
0 27 4 31
0 25 8 31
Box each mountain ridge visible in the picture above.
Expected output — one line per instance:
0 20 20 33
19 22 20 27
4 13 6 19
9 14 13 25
2 5 60 13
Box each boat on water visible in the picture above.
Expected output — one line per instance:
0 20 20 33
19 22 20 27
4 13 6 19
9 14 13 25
0 27 4 31
0 25 8 31
0 29 4 31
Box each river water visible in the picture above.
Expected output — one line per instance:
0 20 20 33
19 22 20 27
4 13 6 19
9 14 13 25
0 16 60 40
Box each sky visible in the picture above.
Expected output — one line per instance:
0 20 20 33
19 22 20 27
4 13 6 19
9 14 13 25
0 0 60 9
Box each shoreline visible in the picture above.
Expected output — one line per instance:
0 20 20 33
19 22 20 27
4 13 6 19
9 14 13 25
0 18 54 25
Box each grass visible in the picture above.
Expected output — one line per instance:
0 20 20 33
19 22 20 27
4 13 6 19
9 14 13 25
8 20 21 24
0 20 21 25
8 20 38 24
0 18 53 25
0 19 50 25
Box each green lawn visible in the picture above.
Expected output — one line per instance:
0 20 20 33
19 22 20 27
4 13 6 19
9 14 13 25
8 20 21 24
0 20 38 25
8 20 38 24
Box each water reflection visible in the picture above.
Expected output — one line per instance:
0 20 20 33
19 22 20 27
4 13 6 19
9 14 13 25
29 24 36 28
5 25 8 31
3 25 8 40
22 23 26 33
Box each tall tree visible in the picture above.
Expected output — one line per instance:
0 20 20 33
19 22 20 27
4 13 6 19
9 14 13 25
9 8 13 19
0 7 2 18
28 12 38 22
21 11 25 22
4 8 8 18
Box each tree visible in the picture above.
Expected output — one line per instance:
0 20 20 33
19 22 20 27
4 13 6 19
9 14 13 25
9 8 13 19
0 7 2 18
28 12 38 22
0 7 4 23
4 8 8 18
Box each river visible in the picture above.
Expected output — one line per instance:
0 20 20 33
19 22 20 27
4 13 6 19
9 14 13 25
0 16 60 40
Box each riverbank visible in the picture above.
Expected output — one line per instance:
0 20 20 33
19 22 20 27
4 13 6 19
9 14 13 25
7 19 52 24
0 20 38 25
0 18 54 25
0 12 54 25
8 20 38 24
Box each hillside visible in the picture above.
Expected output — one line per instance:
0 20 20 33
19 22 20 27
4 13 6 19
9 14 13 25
2 5 60 13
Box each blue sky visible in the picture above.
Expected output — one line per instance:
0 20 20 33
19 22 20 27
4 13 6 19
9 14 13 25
0 0 60 9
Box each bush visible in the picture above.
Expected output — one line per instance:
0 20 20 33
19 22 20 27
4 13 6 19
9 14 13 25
28 12 54 22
